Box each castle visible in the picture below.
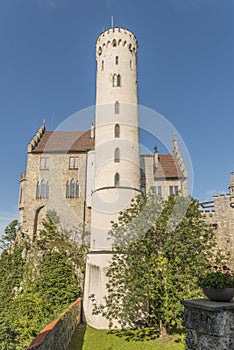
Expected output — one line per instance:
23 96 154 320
18 27 188 328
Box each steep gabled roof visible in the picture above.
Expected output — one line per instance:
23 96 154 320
31 130 94 153
154 154 183 179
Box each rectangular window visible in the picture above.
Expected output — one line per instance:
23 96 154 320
169 186 174 196
40 157 49 170
151 186 162 198
169 185 179 196
157 186 162 197
69 157 78 169
151 186 156 197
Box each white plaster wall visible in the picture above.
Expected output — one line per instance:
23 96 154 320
83 253 115 329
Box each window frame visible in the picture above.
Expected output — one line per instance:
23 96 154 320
69 156 78 170
40 157 49 170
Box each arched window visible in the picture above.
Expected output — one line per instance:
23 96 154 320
75 181 79 197
117 74 121 86
113 74 117 87
115 101 119 114
36 179 49 198
113 74 121 87
41 179 46 198
115 124 120 138
66 181 70 198
70 179 75 198
115 173 120 187
46 181 49 198
112 39 117 47
66 179 79 198
115 56 119 65
115 148 120 162
36 181 40 198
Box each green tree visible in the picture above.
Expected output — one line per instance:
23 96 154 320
0 220 18 249
0 211 86 349
91 195 217 335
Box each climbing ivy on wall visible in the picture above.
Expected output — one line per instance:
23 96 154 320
0 211 86 349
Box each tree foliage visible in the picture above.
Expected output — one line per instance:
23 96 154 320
0 212 85 349
91 195 218 335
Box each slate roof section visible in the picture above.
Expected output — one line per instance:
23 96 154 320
32 130 95 153
154 154 183 179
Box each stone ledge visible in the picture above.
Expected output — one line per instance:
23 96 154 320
181 299 234 311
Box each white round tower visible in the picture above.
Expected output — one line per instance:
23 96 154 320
91 27 141 250
84 27 141 329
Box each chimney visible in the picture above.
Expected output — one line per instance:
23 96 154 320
154 146 159 167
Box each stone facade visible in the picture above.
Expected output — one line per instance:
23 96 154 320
182 299 234 350
141 135 188 198
18 127 94 241
201 173 234 266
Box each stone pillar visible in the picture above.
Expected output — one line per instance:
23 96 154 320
181 299 234 350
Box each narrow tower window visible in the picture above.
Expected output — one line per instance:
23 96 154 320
115 124 120 138
115 56 119 65
130 60 132 70
113 74 117 87
114 148 120 163
113 74 121 87
101 60 104 71
117 74 121 86
115 101 119 114
115 173 120 187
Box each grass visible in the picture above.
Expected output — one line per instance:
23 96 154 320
68 324 185 350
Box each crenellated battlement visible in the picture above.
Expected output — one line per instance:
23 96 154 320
202 209 215 218
27 124 45 153
96 27 138 59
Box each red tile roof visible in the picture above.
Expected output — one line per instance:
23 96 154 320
26 298 81 350
32 130 94 153
154 154 183 179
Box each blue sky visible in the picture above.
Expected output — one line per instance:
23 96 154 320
0 0 233 235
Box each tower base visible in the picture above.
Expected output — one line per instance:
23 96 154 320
83 252 118 329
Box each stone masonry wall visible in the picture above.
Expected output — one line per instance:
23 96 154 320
202 194 234 268
182 299 234 350
26 298 82 350
19 150 91 241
